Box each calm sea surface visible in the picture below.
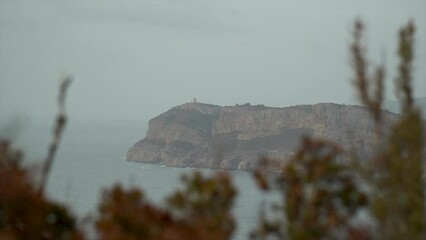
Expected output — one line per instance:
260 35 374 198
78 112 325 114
14 120 276 240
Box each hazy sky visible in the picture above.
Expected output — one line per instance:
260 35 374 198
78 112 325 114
1 0 425 124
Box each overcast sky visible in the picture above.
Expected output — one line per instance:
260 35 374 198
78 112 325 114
1 0 425 124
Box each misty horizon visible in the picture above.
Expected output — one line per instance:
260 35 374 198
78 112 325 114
1 1 425 124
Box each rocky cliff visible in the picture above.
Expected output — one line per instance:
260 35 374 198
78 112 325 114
126 102 398 170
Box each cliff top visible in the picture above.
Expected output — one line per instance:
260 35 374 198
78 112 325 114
173 101 375 113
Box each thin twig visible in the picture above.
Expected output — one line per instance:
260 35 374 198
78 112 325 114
395 21 415 113
350 19 385 134
38 76 72 194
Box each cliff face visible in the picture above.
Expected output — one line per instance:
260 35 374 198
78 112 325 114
126 102 397 170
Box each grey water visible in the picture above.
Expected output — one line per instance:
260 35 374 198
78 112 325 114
13 120 274 240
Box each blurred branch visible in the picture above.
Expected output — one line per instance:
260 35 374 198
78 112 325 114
395 20 415 113
350 19 385 127
38 76 72 194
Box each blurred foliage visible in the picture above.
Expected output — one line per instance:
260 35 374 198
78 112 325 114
0 19 424 240
0 140 83 240
251 139 370 240
166 171 236 239
372 110 424 240
282 139 368 240
96 171 236 240
370 20 425 240
251 20 425 240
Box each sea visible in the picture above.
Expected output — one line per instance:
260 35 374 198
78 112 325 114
11 119 278 240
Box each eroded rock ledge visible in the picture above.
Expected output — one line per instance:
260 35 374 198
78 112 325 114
126 102 397 170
